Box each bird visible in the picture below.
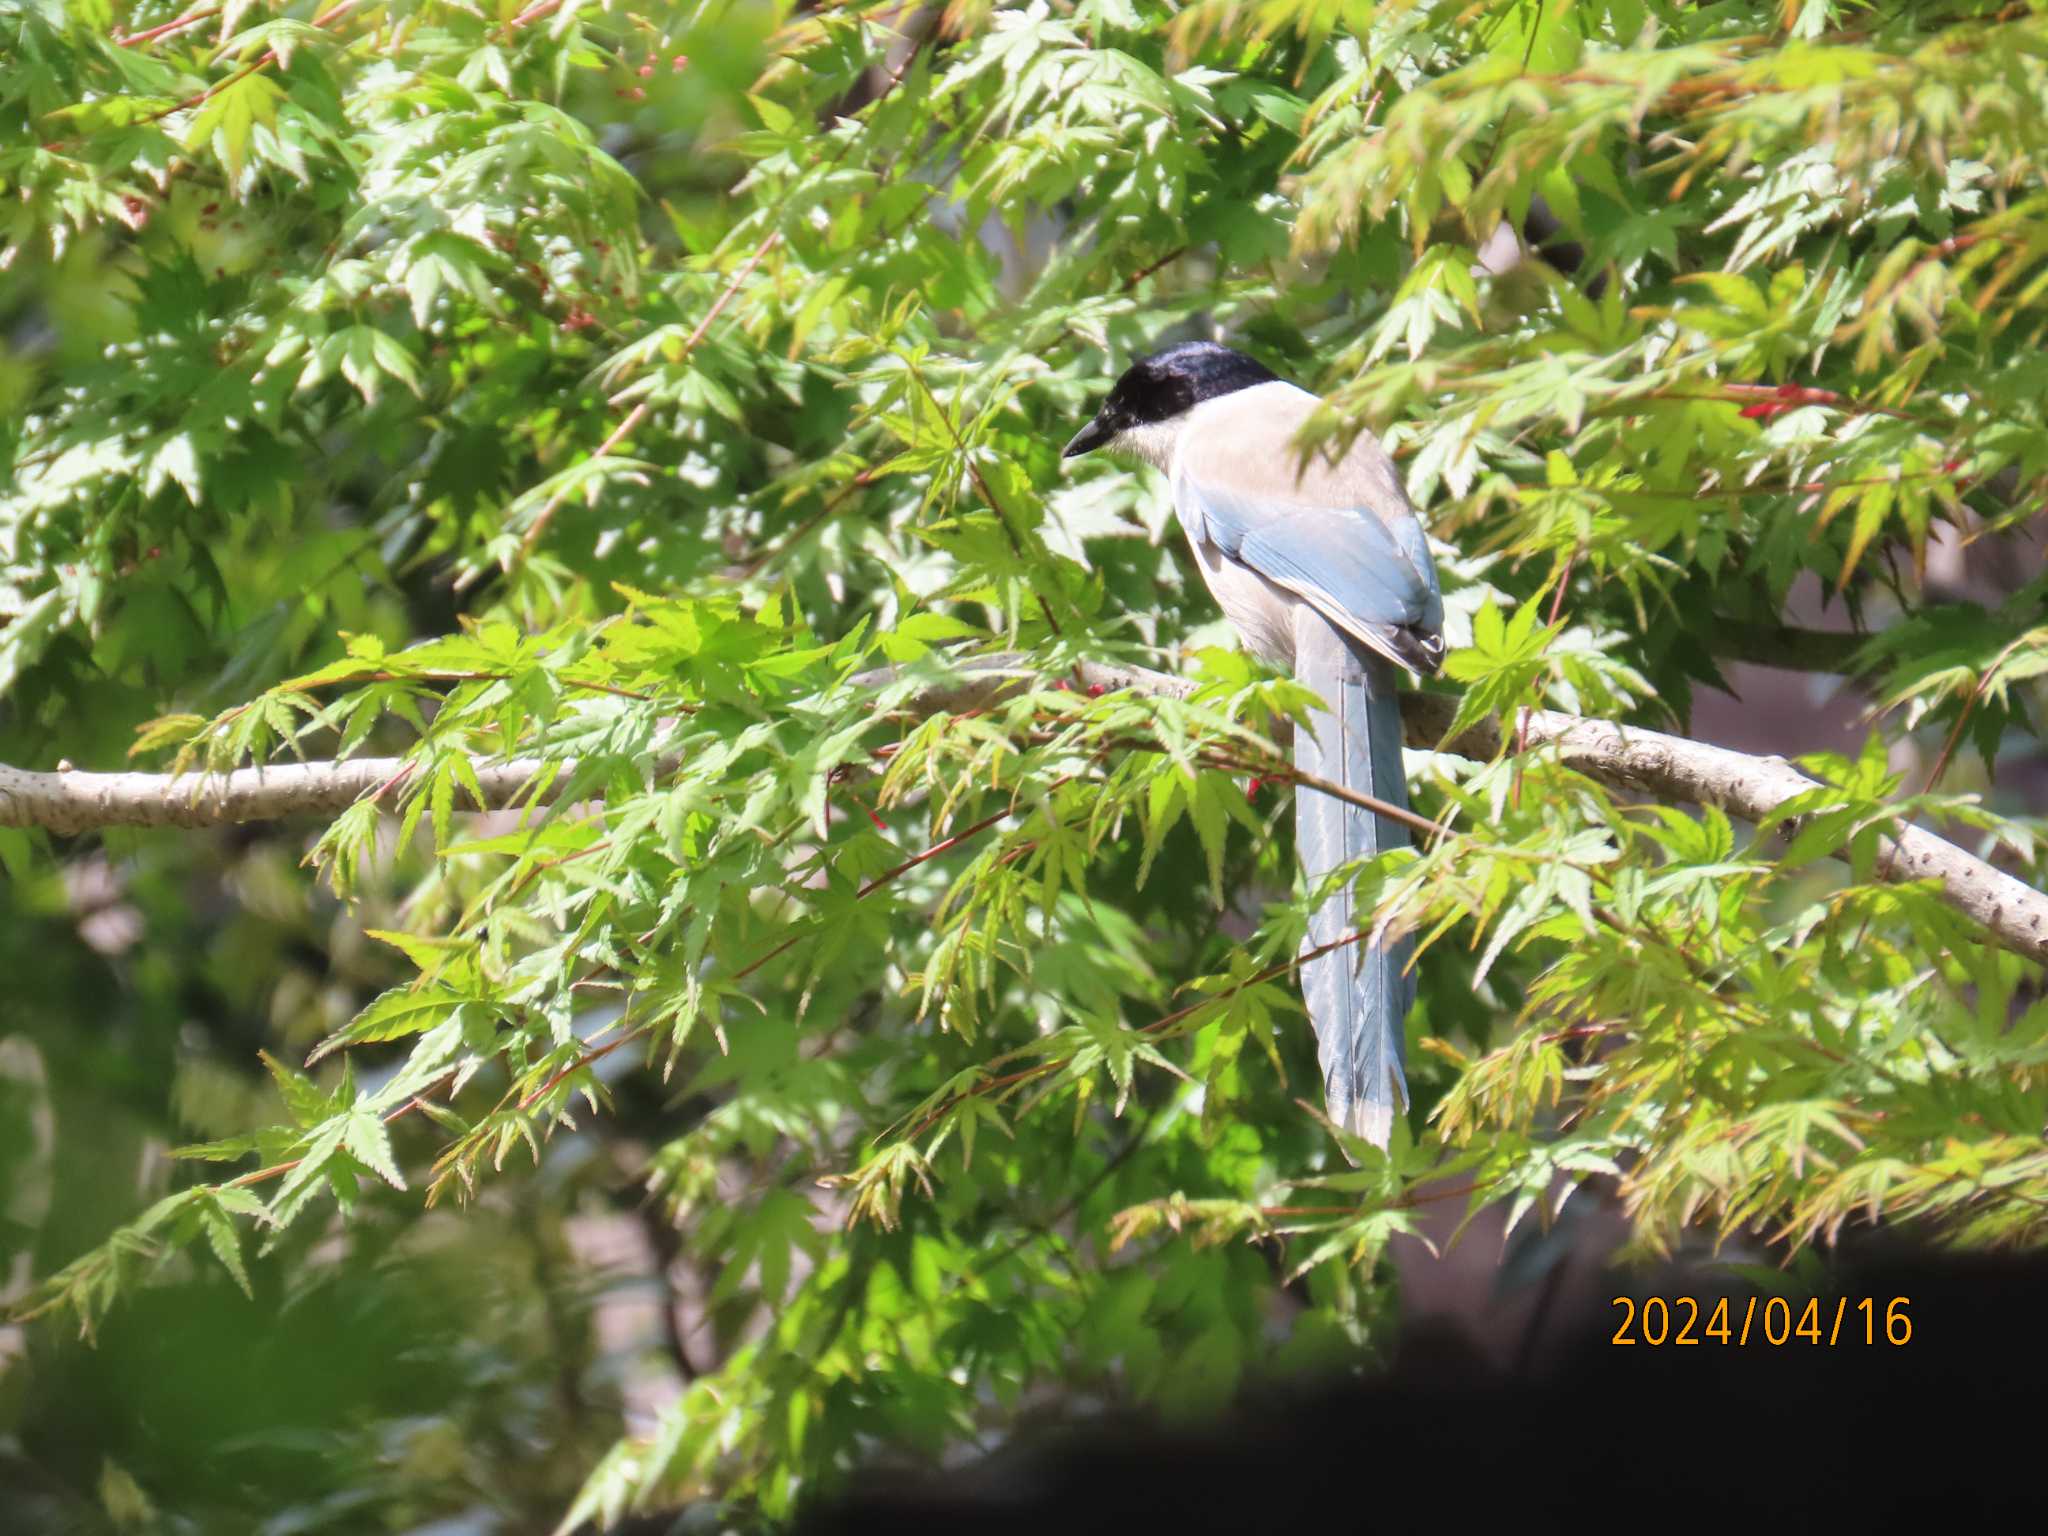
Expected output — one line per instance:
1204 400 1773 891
1063 341 1444 1148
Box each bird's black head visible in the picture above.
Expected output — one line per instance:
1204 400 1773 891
1063 342 1283 458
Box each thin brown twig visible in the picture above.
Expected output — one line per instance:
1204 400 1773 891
732 456 898 579
499 0 566 39
855 802 1023 898
137 0 361 129
1922 680 1984 796
226 1066 459 1189
726 798 1024 989
1220 758 1446 844
368 759 420 804
518 1025 646 1109
1121 245 1189 290
115 6 220 47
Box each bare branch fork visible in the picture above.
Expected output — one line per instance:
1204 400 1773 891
2 658 2043 967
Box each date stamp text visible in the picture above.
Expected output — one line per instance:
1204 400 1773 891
1610 1295 1912 1346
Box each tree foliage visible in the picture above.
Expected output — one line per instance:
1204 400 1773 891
3 0 2046 1527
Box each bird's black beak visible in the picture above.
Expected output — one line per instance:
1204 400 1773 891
1063 414 1114 458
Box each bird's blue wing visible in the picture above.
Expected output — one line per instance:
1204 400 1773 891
1178 476 1443 641
1385 513 1443 632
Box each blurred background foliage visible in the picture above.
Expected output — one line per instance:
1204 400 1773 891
2 0 2046 1530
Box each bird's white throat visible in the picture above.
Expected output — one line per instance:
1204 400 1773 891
1109 417 1184 472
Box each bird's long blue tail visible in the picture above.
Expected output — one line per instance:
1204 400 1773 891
1292 609 1412 1149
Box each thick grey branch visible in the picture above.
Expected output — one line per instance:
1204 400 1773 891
1395 692 2048 967
0 757 556 837
2 657 2042 966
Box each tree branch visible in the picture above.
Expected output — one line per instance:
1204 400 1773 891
1391 691 2048 967
0 756 536 835
2 657 2042 966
